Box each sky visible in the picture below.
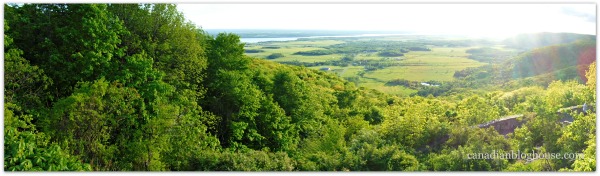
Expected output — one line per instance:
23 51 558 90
178 4 596 37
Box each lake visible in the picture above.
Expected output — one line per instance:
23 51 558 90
240 33 414 43
240 37 300 43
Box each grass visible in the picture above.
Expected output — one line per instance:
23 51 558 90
245 40 345 62
359 79 418 96
245 37 494 96
362 47 486 82
354 53 391 61
365 47 485 82
276 54 344 62
365 65 472 82
308 65 363 78
338 66 364 77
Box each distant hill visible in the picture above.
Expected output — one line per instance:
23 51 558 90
204 29 411 38
506 38 596 81
503 32 595 50
503 65 590 88
454 38 596 89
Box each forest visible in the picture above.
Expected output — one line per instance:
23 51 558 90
3 4 597 171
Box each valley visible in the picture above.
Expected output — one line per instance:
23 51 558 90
4 4 596 172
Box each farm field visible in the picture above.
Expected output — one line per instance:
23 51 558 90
244 37 489 95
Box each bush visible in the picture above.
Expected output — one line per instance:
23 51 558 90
262 46 281 49
266 53 284 59
378 51 404 57
407 47 431 51
293 50 334 56
385 79 419 88
195 150 295 171
245 49 265 53
388 150 419 171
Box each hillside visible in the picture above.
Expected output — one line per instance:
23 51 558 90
451 38 596 89
507 39 596 81
503 32 595 50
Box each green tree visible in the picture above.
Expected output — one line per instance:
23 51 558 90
4 103 92 171
380 99 446 149
457 95 500 125
107 4 208 93
160 90 221 170
255 94 299 152
6 4 127 99
585 61 596 103
571 134 596 171
39 79 149 170
266 53 284 59
4 20 52 112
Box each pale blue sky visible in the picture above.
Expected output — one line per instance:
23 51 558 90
178 4 596 37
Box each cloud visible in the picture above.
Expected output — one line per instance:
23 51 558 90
561 6 596 23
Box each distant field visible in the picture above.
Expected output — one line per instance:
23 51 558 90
354 53 388 61
245 37 492 95
367 47 486 82
245 40 344 62
272 40 345 47
360 79 418 96
365 65 471 82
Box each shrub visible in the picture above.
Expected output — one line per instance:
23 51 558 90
267 53 285 59
245 49 265 53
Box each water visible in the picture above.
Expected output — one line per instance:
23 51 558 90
240 33 415 43
241 37 300 43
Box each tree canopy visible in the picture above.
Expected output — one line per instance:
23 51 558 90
4 3 596 171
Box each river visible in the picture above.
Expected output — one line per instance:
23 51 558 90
240 33 414 43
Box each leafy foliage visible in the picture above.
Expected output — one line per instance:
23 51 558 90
4 3 596 171
266 53 284 59
5 103 92 171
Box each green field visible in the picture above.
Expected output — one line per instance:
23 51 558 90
245 41 344 62
244 37 492 95
365 47 486 82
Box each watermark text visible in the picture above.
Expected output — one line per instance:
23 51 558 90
466 150 584 161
